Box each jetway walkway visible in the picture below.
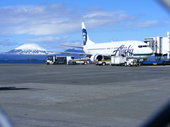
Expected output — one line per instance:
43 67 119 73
143 32 170 65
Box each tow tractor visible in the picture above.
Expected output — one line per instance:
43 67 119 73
125 59 141 66
72 58 90 65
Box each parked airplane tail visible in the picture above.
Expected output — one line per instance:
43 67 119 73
82 22 95 46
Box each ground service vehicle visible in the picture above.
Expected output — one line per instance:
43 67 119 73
96 56 111 66
111 56 140 66
111 56 126 66
125 59 139 66
46 56 73 65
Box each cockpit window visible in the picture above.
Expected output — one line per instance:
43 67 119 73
138 45 148 48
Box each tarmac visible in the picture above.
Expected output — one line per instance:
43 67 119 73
0 64 170 127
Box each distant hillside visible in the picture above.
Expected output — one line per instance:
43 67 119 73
0 48 84 64
0 54 47 64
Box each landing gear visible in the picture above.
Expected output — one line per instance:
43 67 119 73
102 62 106 66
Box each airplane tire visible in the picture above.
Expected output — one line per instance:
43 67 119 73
102 62 106 66
124 62 127 67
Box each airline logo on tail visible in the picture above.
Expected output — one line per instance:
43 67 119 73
81 22 95 46
82 22 87 45
82 28 87 45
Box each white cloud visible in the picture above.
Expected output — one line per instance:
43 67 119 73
30 36 69 43
0 3 164 37
29 35 72 51
0 4 80 35
0 4 136 36
82 10 135 28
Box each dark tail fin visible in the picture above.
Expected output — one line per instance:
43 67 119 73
82 22 95 46
82 22 88 45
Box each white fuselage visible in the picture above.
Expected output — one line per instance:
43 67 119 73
81 22 153 61
83 40 153 59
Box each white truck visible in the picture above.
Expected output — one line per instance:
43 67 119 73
46 56 73 65
111 56 140 66
111 56 126 66
125 59 140 66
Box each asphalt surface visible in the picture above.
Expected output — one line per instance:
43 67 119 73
0 64 170 127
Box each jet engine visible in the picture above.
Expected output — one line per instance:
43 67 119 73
90 55 103 61
90 55 110 61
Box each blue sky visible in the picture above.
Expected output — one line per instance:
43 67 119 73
0 0 170 52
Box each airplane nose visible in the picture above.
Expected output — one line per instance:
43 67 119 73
148 48 153 55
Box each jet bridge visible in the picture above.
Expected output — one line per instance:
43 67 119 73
143 32 170 64
144 32 170 58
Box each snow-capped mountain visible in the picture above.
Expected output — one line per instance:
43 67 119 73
6 44 49 55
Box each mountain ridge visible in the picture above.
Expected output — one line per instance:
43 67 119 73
6 43 49 55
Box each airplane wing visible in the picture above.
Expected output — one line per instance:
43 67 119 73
61 44 83 49
54 51 92 56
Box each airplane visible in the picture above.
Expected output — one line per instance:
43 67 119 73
61 22 153 62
